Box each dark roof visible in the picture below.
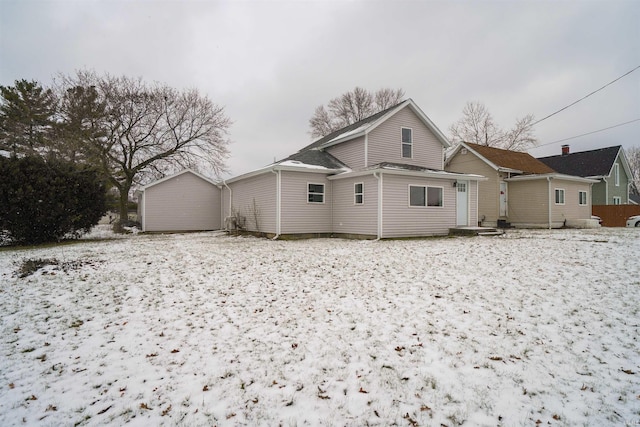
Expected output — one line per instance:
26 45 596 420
465 142 555 174
298 102 403 152
537 146 621 177
281 149 347 170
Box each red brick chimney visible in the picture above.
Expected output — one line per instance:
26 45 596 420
561 144 570 156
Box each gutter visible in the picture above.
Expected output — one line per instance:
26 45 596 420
271 169 281 240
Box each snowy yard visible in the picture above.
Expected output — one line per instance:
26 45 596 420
0 227 638 426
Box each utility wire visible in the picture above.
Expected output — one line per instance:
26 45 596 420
536 118 640 147
532 65 640 126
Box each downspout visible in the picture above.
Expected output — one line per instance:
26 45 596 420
374 171 383 240
547 176 552 229
364 134 369 167
602 177 608 204
222 180 232 231
271 169 281 239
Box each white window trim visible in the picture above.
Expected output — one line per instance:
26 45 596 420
578 191 588 206
354 182 364 205
614 163 620 186
613 196 621 205
408 184 444 208
401 127 413 159
307 182 325 204
555 188 565 205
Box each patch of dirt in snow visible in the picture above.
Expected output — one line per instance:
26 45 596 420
0 229 638 426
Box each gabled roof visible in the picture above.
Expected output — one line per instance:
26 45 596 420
537 145 627 178
450 142 555 174
299 98 450 152
139 169 219 191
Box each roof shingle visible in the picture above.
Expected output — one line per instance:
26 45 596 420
537 146 621 177
465 142 555 174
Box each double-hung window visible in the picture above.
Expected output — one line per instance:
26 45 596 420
354 183 364 204
308 183 325 203
555 188 565 205
578 191 587 206
614 163 620 186
401 127 412 158
409 185 443 207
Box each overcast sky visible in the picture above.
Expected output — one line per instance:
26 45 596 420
1 0 639 178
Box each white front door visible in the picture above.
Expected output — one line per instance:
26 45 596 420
456 180 468 226
499 181 508 217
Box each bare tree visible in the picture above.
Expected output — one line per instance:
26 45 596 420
627 146 640 195
309 87 405 138
449 101 537 151
58 71 231 224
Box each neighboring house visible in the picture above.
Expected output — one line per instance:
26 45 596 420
222 99 485 239
137 169 221 232
537 145 632 205
629 193 640 205
445 142 598 228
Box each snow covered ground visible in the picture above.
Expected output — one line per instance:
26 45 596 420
0 227 638 426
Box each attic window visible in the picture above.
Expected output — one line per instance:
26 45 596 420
614 163 619 186
461 148 468 155
401 127 412 158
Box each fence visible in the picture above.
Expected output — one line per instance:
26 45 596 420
592 204 640 227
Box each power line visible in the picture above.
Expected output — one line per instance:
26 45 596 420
536 118 640 147
532 65 640 126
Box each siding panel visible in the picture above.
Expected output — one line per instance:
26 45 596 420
227 173 277 234
332 175 378 236
368 107 444 169
144 172 221 232
280 171 332 234
326 137 365 169
381 174 456 237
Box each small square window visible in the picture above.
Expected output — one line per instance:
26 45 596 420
555 188 565 205
308 183 324 203
354 183 364 204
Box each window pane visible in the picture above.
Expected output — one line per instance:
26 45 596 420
402 128 412 143
402 143 412 158
355 183 363 193
409 186 425 206
355 194 363 204
308 183 324 194
427 187 443 206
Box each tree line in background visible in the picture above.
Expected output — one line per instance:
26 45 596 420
0 71 232 244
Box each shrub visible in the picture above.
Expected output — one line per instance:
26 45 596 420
0 155 108 245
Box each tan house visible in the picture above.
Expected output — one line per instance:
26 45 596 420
446 142 599 228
